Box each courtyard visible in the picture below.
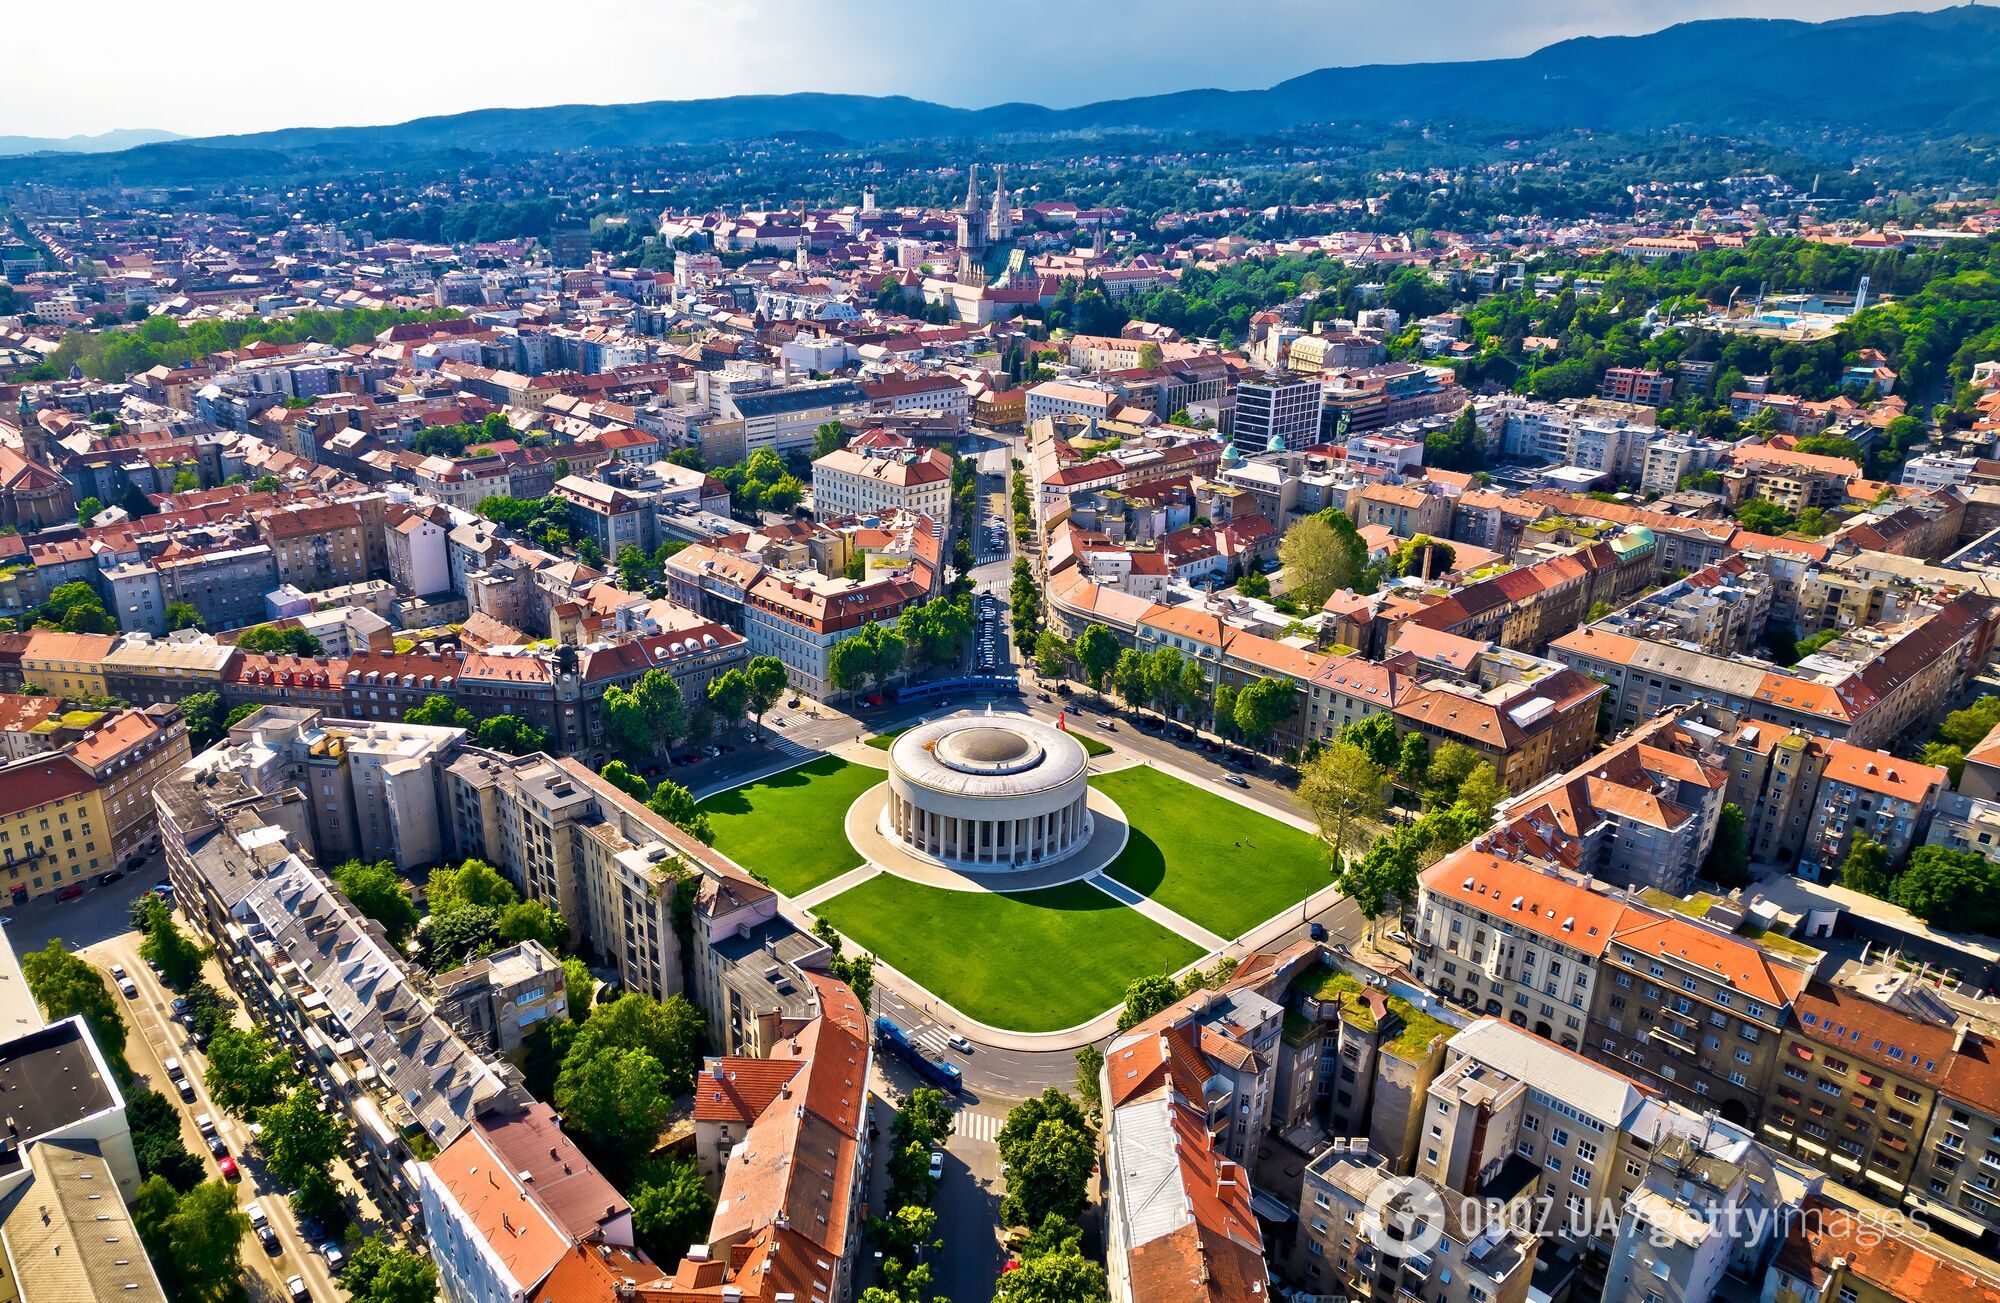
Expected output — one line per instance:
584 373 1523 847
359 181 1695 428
700 738 1335 1033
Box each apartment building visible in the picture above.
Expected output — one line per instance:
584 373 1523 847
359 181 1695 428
259 501 372 590
442 752 691 1004
810 443 953 525
1294 1141 1537 1303
418 1098 635 1303
1501 711 1728 895
1722 724 1949 873
100 635 236 706
1390 651 1604 794
386 509 452 597
1601 367 1674 407
1233 373 1324 454
0 753 111 905
1589 908 1809 1128
1552 592 2000 751
66 704 190 870
18 631 114 699
430 940 568 1057
743 567 930 700
155 543 280 631
555 474 653 557
1767 1191 2000 1303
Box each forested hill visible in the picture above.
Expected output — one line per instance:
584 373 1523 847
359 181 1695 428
10 7 2000 183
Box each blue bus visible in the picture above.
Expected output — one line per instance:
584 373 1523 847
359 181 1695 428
875 1017 963 1094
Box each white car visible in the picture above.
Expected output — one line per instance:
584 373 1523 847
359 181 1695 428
195 1113 216 1138
946 1034 973 1054
287 1275 311 1303
110 965 137 998
927 1149 944 1180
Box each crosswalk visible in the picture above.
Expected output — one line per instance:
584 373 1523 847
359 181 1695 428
955 1107 1007 1144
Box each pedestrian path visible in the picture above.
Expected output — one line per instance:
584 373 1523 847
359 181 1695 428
955 1106 1009 1144
1087 872 1229 952
791 864 880 912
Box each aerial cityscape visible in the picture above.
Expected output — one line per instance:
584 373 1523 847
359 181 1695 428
9 5 2000 1303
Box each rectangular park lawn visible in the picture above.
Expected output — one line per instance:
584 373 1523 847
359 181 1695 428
815 876 1203 1033
1096 766 1332 939
696 755 881 897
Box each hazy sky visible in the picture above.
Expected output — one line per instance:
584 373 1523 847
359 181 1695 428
3 0 1959 139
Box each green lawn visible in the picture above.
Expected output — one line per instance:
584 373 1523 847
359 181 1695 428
815 876 1202 1032
696 755 882 896
864 728 908 751
1097 766 1331 938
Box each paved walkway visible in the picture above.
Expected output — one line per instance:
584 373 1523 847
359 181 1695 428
791 864 882 911
841 782 1130 893
1087 874 1229 952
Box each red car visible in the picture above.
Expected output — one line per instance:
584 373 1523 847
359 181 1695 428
218 1154 239 1181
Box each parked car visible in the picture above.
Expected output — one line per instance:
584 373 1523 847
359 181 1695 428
164 1058 194 1102
287 1275 311 1303
218 1153 239 1181
256 1223 279 1253
205 1134 227 1158
318 1241 345 1270
53 884 83 903
928 1150 945 1180
110 965 136 998
195 1113 217 1138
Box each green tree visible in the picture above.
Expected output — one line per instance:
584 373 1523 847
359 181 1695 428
180 689 225 751
259 1085 346 1191
598 759 651 802
1074 624 1120 693
1894 846 2000 933
1397 731 1431 782
235 624 324 656
1394 533 1457 579
1922 741 1968 785
997 1092 1096 1227
250 475 282 494
1034 629 1074 680
629 1156 715 1265
707 668 751 729
333 858 419 945
1703 803 1752 889
995 1223 1109 1303
404 693 475 729
424 904 501 969
1938 696 2000 752
1298 742 1388 869
576 992 706 1096
77 496 104 527
1339 713 1401 770
472 714 549 755
37 580 116 634
139 909 207 988
555 1043 673 1147
1423 740 1483 809
563 956 596 1021
182 979 233 1042
1073 1045 1104 1119
339 1236 440 1303
743 655 790 732
497 898 568 951
1841 836 1895 898
1117 973 1179 1032
616 544 651 591
1232 676 1296 751
1112 647 1149 712
647 778 714 844
1734 496 1795 534
427 858 518 916
205 1028 295 1113
128 1089 205 1190
137 1178 249 1303
163 600 202 631
1455 762 1508 822
813 421 848 458
21 941 125 1066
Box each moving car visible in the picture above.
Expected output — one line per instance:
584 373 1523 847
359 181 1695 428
946 1034 973 1054
928 1149 945 1180
1308 922 1328 942
95 870 123 887
1224 774 1250 788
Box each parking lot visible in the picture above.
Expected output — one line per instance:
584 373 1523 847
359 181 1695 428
975 589 1006 673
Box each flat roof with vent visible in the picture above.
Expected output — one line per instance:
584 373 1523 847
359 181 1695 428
0 1017 120 1177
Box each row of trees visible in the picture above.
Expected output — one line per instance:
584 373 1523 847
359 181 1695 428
599 760 714 844
405 692 551 754
603 658 790 764
829 595 978 696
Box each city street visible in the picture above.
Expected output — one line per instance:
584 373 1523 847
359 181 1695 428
862 1056 1008 1303
81 931 352 1302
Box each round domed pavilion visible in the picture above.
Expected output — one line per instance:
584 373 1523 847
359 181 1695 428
881 715 1092 870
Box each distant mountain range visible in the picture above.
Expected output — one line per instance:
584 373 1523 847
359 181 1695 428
11 8 2000 181
0 128 180 158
